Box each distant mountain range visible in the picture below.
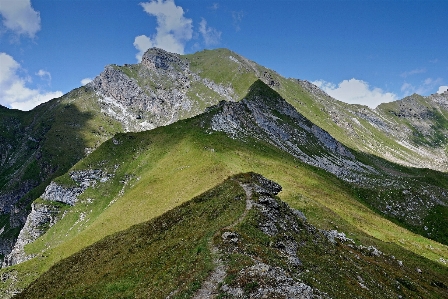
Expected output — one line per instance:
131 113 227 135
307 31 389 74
0 48 447 298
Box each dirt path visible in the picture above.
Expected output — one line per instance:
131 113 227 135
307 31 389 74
192 182 253 299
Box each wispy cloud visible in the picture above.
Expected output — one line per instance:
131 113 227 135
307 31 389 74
0 52 62 110
0 0 41 38
313 78 397 108
199 18 221 46
400 68 426 78
209 3 219 10
401 77 443 96
232 10 244 31
134 0 193 61
36 69 51 85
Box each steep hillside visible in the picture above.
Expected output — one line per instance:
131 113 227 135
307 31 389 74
0 91 122 260
1 81 447 297
0 48 277 260
14 173 448 299
2 47 448 265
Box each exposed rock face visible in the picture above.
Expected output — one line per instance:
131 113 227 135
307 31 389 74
2 169 112 267
2 201 63 267
42 170 110 206
210 81 375 184
217 173 330 298
41 182 83 206
88 48 237 132
141 47 189 71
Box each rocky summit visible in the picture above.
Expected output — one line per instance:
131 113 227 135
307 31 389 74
0 47 447 298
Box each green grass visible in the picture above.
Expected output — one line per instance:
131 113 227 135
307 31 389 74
2 48 448 297
16 177 247 299
2 111 447 296
15 173 448 298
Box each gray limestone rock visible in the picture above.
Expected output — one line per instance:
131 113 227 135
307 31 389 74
2 201 63 267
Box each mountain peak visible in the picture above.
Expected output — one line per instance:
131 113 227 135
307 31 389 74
141 47 188 71
245 79 282 102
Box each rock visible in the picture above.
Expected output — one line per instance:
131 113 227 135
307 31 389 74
41 170 111 206
323 230 354 244
209 82 374 184
2 201 64 267
222 231 239 243
221 262 325 298
3 169 111 267
41 182 84 206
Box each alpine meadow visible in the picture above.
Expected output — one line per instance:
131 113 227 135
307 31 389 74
0 47 447 298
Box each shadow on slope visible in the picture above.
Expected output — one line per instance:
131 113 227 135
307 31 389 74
15 173 448 299
0 87 116 262
3 80 448 296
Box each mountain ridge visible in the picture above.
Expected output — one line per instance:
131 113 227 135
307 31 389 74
0 47 447 297
13 173 448 299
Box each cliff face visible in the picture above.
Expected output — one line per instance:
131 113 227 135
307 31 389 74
209 80 373 184
2 201 63 267
2 169 111 267
88 48 238 132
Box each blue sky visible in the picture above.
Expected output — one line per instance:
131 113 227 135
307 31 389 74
1 0 447 110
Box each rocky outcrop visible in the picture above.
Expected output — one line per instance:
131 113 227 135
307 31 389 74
1 169 111 267
41 169 111 206
210 81 375 184
141 47 189 71
217 173 330 298
88 48 238 132
88 49 195 132
41 182 83 206
2 201 63 267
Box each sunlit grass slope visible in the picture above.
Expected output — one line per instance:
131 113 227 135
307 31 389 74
2 109 447 296
15 173 448 299
17 177 247 299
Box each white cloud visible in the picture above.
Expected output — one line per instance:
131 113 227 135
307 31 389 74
134 0 193 61
81 78 92 86
401 77 443 96
232 10 244 31
36 69 51 85
0 52 63 111
134 35 154 62
0 0 41 38
312 78 398 108
400 68 426 78
199 18 221 46
437 86 448 94
209 3 219 10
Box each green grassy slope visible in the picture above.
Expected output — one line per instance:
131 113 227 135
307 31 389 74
185 49 448 171
1 48 448 297
15 173 448 298
0 87 122 253
1 90 447 296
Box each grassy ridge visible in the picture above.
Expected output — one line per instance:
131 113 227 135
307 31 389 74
16 178 246 299
2 111 447 295
15 173 448 298
1 48 448 296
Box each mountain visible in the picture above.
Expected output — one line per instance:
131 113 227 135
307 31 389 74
0 48 447 297
14 173 448 299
